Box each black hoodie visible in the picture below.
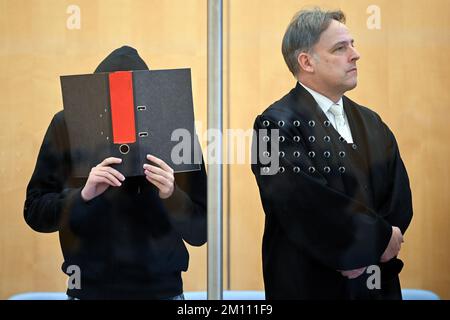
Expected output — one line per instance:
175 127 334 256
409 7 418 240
24 46 207 299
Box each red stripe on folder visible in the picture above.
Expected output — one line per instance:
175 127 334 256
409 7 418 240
109 71 136 144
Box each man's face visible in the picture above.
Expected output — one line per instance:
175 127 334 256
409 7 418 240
309 20 361 96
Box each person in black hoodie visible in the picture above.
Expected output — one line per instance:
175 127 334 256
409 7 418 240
24 46 207 300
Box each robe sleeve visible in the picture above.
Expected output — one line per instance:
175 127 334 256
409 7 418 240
251 114 392 270
377 121 413 234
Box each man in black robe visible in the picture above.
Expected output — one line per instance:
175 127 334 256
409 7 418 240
251 9 413 299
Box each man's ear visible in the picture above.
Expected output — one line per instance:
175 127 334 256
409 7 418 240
297 52 314 73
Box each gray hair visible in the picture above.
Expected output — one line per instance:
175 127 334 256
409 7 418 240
282 8 346 76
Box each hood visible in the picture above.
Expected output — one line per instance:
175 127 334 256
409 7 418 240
94 45 149 73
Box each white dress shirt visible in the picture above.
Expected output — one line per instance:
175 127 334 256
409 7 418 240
298 81 354 143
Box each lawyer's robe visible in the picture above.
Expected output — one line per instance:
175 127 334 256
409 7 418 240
251 83 413 299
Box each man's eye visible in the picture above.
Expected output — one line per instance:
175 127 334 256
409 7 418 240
335 46 344 51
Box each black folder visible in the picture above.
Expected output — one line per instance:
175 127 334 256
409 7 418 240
60 68 201 177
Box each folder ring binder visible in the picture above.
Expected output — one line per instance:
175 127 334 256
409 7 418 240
119 144 130 155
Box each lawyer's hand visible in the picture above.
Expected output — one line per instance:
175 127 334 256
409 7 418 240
143 154 175 199
380 226 404 263
339 267 367 279
81 157 125 202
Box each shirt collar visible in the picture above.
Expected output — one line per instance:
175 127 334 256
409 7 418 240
298 81 343 114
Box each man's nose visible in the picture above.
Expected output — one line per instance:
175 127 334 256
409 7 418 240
350 46 361 62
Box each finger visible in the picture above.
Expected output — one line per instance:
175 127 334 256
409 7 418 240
92 175 118 187
143 164 174 181
341 267 365 274
358 267 367 275
145 174 166 191
342 267 366 278
94 173 121 187
388 250 396 260
98 157 122 167
396 231 403 242
93 169 122 186
146 154 173 173
340 270 354 277
144 169 170 186
348 270 365 279
97 166 126 182
342 271 357 279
